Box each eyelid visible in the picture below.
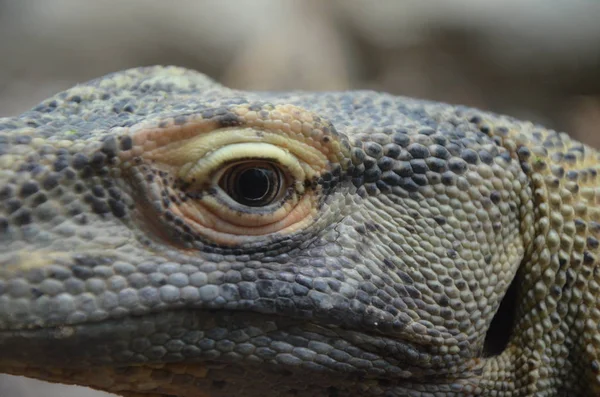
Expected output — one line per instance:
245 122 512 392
183 142 304 186
142 127 329 175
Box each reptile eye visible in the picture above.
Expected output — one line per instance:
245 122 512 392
122 105 350 247
127 128 327 246
219 162 285 207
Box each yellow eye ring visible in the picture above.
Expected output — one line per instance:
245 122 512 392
120 103 351 248
181 141 309 194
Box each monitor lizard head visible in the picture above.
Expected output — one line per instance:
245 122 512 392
0 66 597 396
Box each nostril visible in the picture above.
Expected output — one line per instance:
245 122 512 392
483 272 519 357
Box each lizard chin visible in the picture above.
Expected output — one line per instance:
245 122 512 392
0 309 483 397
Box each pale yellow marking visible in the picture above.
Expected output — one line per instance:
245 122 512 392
182 142 310 190
144 127 328 177
2 251 71 274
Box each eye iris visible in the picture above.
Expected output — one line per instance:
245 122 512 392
224 163 282 207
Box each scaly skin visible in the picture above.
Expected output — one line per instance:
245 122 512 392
0 66 599 396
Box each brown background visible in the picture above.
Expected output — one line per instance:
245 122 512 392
1 1 599 396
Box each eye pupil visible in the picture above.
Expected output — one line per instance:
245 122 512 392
237 168 272 202
220 162 283 207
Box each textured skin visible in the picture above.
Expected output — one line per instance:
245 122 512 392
0 66 599 397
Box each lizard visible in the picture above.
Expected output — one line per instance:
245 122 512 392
0 65 599 397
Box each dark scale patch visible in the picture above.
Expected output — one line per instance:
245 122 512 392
565 182 579 194
381 171 401 186
566 170 579 181
71 153 89 170
399 178 420 193
521 162 532 175
12 208 32 226
411 174 428 186
418 127 436 136
0 185 14 200
19 181 39 198
433 216 446 226
53 155 70 172
583 251 595 265
6 198 21 214
410 159 428 175
445 143 462 157
91 185 106 198
362 156 377 169
468 115 483 125
174 115 188 125
393 161 413 177
429 144 451 160
478 150 494 165
478 125 491 136
551 165 565 178
217 112 242 128
363 167 381 183
517 146 531 161
460 149 479 164
564 152 577 164
72 265 95 280
363 183 379 196
83 193 110 214
62 168 77 181
119 136 133 151
448 158 468 174
67 205 82 217
407 143 429 159
426 157 447 173
490 191 501 204
101 136 118 158
383 143 401 159
17 162 43 175
31 192 47 207
90 152 107 169
363 142 383 158
352 175 364 189
108 199 127 218
441 172 456 186
392 132 410 147
107 187 121 200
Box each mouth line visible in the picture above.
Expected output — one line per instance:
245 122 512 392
0 308 466 380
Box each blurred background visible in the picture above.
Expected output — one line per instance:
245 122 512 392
1 0 599 396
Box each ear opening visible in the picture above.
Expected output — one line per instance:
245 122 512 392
483 273 519 356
